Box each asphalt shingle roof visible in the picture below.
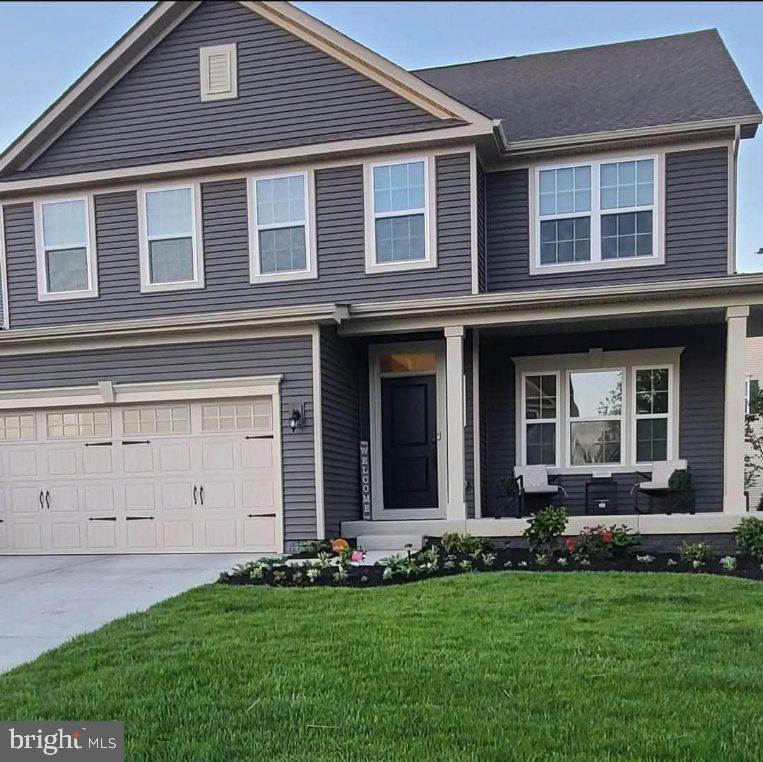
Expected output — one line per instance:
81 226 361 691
413 30 760 143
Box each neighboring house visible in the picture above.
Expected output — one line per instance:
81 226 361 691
746 337 763 510
0 0 761 556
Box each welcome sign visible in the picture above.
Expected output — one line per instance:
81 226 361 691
359 440 372 520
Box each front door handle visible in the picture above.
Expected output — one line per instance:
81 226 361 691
45 490 51 510
193 486 198 506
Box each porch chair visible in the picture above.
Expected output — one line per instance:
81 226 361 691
631 459 694 514
513 465 568 517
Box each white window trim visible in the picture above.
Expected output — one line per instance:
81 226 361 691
199 43 238 102
520 370 561 467
137 182 205 293
34 194 99 302
514 347 682 475
247 169 317 284
567 366 626 468
632 364 675 468
529 150 664 275
363 154 437 274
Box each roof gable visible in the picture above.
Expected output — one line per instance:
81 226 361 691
1 1 488 181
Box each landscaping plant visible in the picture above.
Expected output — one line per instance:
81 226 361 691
734 516 763 561
680 542 712 571
523 506 568 557
566 524 640 564
441 532 492 556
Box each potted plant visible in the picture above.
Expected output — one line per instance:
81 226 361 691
496 476 522 518
667 469 695 514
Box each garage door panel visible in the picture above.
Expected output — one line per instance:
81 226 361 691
10 487 43 514
11 523 42 550
243 478 275 510
242 439 273 469
243 517 276 549
202 481 236 510
0 522 7 549
47 448 77 476
126 517 158 549
86 518 118 549
203 519 238 548
123 445 155 474
6 450 39 478
82 446 115 475
50 522 81 550
163 520 194 548
47 484 79 514
159 443 192 472
162 481 194 511
125 482 157 511
202 441 236 471
84 484 116 512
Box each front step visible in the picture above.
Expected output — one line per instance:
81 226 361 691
356 534 423 552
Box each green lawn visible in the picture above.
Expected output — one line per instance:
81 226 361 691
2 573 763 761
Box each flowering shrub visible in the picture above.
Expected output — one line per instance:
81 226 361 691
734 517 763 561
524 507 568 556
566 525 616 564
680 542 712 570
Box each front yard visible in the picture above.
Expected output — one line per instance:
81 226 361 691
2 573 763 760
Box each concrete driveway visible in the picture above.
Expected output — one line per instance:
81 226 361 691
0 553 261 673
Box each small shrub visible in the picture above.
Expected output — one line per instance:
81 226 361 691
719 556 737 573
609 524 640 550
306 567 322 583
459 559 473 573
300 539 330 555
441 532 492 556
524 506 568 556
666 558 678 567
734 517 763 561
680 542 712 570
636 554 655 564
534 553 550 567
481 552 497 568
556 557 568 567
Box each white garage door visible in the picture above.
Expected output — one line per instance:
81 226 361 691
0 397 281 554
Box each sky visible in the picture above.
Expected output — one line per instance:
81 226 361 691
0 1 761 271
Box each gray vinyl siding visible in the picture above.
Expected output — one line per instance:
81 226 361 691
485 147 729 291
320 326 362 536
5 153 472 329
0 336 317 541
476 161 487 293
13 1 456 180
481 323 725 516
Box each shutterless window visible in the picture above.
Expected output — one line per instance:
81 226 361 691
251 173 309 276
535 156 656 270
524 373 558 465
635 368 669 463
372 160 427 264
39 199 93 294
569 369 623 465
144 187 197 285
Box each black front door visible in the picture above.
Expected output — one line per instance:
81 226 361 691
381 375 438 510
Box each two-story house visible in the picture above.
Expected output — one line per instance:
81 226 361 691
0 0 761 555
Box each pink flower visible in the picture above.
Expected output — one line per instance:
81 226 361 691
602 531 613 544
351 550 365 563
565 538 576 552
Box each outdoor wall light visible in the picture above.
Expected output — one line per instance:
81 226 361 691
289 403 305 433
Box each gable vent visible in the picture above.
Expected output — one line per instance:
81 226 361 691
200 43 237 102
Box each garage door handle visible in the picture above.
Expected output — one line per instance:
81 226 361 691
122 440 151 445
45 490 50 510
84 441 113 447
193 486 198 505
39 491 44 510
88 517 117 522
126 516 154 521
199 486 205 506
247 513 276 518
245 434 273 440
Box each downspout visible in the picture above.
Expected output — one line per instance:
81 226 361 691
729 124 741 274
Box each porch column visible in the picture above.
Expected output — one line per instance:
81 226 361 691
444 326 466 521
723 306 749 513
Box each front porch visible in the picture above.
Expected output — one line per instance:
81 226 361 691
322 291 760 545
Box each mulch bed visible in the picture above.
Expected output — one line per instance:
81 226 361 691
219 544 763 588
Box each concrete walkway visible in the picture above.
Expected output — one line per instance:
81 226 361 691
0 553 260 673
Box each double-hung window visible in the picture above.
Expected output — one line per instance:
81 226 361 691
365 157 435 273
249 171 314 283
534 154 659 273
35 197 98 300
138 184 204 292
516 349 679 470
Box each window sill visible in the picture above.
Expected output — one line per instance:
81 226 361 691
249 269 317 285
365 258 437 275
139 279 205 294
529 253 664 276
37 289 99 303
